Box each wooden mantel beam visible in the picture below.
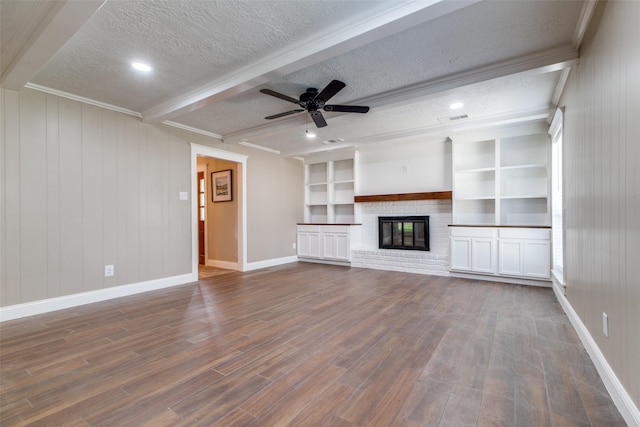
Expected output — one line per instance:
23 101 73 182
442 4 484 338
354 191 452 203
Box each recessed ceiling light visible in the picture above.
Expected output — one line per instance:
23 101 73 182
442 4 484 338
449 102 464 110
131 62 152 72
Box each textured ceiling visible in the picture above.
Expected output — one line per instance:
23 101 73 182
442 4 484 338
1 0 588 156
178 0 582 136
29 0 381 112
226 71 563 157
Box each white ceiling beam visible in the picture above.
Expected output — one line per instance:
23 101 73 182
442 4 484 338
573 0 599 48
141 0 481 124
549 0 598 107
551 68 572 107
357 44 579 109
1 0 106 90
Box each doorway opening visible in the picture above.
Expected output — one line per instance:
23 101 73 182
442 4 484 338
191 144 247 279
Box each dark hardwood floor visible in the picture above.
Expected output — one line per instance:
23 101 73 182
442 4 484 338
0 263 626 426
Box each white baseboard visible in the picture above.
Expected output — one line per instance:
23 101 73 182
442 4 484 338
552 281 640 427
0 273 196 322
205 259 239 270
298 257 351 267
244 255 298 271
450 271 551 287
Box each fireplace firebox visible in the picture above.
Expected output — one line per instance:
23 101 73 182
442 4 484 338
378 216 430 251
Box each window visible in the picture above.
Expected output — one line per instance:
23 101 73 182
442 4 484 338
549 108 564 282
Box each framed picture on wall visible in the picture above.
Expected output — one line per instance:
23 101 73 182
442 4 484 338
211 169 232 202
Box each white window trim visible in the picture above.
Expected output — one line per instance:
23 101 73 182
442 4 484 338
549 107 565 287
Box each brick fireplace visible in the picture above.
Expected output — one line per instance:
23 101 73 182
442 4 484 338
351 198 452 276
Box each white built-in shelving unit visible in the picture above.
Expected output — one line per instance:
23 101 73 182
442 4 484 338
450 131 551 284
304 158 356 223
452 133 550 226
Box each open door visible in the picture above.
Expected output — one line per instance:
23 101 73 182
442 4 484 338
197 171 206 265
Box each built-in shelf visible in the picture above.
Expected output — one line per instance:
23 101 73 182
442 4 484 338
354 191 452 203
304 158 356 223
452 133 550 226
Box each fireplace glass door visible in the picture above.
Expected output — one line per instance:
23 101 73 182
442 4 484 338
378 216 429 251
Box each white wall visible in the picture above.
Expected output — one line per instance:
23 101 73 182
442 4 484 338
561 0 640 413
356 137 451 195
244 149 303 263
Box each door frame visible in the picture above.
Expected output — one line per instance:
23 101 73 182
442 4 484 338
190 144 248 278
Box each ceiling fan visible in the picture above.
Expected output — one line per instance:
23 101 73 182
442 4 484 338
260 80 370 128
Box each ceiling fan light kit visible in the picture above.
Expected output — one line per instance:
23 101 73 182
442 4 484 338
260 80 370 128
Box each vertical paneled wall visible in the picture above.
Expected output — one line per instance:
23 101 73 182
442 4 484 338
561 1 640 408
1 88 192 307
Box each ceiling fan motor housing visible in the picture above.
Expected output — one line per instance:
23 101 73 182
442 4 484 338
260 80 369 128
300 88 319 105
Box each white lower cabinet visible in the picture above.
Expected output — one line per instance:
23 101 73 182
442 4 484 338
451 226 550 282
450 227 497 274
450 237 472 271
472 238 498 274
297 228 321 258
498 239 524 276
498 228 551 279
322 231 350 260
523 239 551 278
297 224 360 264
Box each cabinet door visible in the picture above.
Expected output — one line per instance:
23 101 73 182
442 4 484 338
322 233 337 259
499 239 524 276
298 231 321 258
322 232 350 261
472 238 497 274
450 237 472 271
523 240 551 278
334 233 350 260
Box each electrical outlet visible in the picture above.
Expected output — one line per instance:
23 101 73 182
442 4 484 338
105 265 115 277
292 242 296 250
602 312 609 337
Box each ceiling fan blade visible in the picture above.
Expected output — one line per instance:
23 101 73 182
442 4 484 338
310 111 327 128
260 88 301 105
265 109 304 120
315 80 346 103
323 105 369 113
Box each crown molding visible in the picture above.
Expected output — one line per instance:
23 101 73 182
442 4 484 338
25 83 142 117
162 121 222 140
279 107 552 157
238 141 280 155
